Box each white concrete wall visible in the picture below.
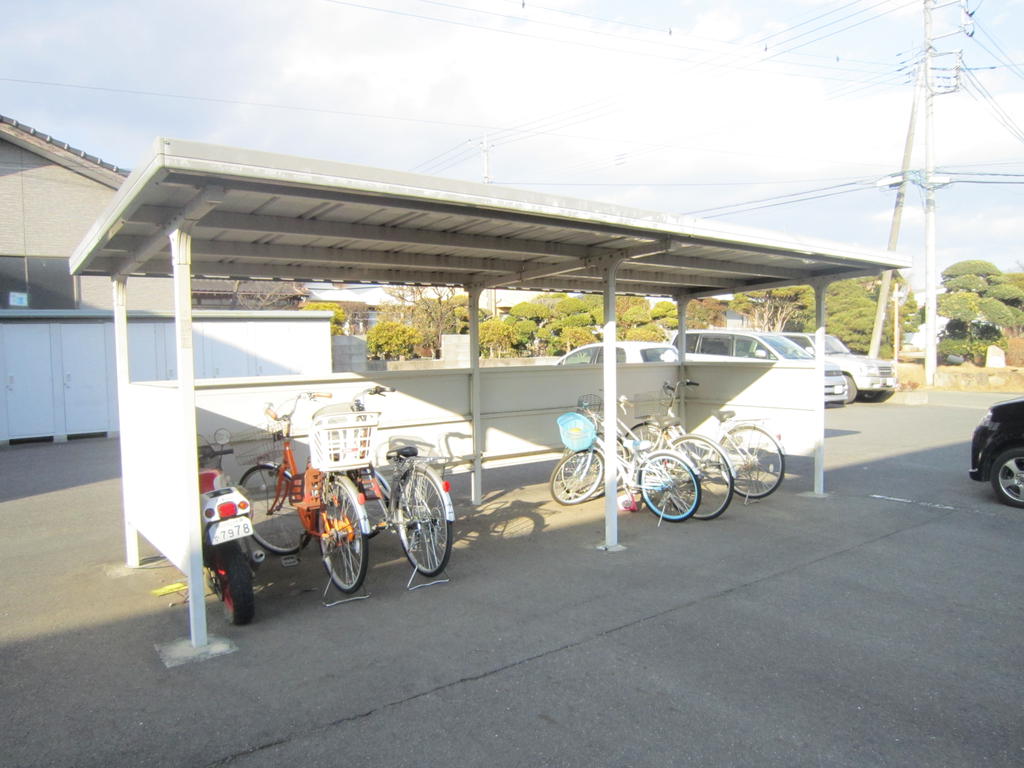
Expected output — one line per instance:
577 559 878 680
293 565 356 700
186 359 819 483
119 359 819 577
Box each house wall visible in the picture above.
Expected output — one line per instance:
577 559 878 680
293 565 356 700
0 136 174 312
0 140 114 258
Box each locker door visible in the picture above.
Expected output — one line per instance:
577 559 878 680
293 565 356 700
196 322 252 378
2 324 56 438
128 323 163 382
251 322 296 376
60 324 112 434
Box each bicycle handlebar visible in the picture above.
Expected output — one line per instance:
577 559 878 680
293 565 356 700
264 391 334 422
198 444 234 459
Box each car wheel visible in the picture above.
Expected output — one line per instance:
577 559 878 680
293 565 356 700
989 446 1024 508
843 374 858 405
861 390 894 403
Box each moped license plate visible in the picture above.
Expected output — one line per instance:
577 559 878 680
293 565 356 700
208 517 254 546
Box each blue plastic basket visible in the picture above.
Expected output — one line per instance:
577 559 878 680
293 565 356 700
557 412 596 451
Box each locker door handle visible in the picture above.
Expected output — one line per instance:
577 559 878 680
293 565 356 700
5 375 12 391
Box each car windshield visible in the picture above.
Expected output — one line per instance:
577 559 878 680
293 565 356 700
760 334 813 360
825 335 852 354
641 347 678 363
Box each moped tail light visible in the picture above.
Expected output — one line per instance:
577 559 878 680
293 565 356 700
238 500 249 511
217 501 238 519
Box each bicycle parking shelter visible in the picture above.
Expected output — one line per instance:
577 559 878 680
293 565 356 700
70 138 909 650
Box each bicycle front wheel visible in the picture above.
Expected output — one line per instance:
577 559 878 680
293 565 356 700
239 464 303 554
670 434 735 520
638 450 701 522
724 425 785 499
549 449 605 505
397 464 453 577
320 474 369 593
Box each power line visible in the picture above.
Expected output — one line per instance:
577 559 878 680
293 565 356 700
680 180 876 217
700 186 877 219
0 76 495 130
960 67 1024 144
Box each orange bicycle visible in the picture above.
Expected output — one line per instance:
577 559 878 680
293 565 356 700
237 391 369 594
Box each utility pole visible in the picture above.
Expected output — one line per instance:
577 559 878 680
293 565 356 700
869 64 922 359
479 134 497 315
923 0 939 385
480 133 492 185
921 0 965 385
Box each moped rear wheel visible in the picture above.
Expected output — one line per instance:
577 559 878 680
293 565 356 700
210 541 255 626
320 474 369 593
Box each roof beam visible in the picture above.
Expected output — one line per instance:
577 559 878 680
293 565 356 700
110 186 225 276
472 242 671 290
159 173 661 245
188 259 466 286
128 206 610 261
168 239 564 275
633 252 807 281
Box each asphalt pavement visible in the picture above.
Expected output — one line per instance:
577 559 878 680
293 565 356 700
1 390 1022 768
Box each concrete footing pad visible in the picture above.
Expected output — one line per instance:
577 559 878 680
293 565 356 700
155 636 238 668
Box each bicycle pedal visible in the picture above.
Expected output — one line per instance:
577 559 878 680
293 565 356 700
280 555 301 568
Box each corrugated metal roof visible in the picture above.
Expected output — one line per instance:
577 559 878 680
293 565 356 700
70 138 910 297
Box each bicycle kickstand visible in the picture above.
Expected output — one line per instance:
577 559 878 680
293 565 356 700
405 565 451 591
320 578 371 607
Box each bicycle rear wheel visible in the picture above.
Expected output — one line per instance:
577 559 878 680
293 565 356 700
630 422 666 449
670 434 734 520
397 464 453 577
724 425 785 499
320 474 369 593
549 449 605 505
638 450 701 522
239 464 302 555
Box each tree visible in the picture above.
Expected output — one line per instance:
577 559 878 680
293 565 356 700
300 301 347 335
479 318 516 357
379 286 462 358
936 260 1017 364
684 298 728 329
366 321 422 360
729 287 814 331
560 326 596 350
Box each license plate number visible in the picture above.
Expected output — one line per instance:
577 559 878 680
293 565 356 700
208 518 253 545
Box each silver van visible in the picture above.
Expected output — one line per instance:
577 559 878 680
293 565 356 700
679 329 848 405
781 332 897 404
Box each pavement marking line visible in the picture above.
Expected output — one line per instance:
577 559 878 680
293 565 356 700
151 582 188 596
869 494 957 511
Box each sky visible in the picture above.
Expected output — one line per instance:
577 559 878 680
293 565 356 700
2 0 1022 293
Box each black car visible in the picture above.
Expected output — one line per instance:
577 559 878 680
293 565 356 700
970 396 1024 507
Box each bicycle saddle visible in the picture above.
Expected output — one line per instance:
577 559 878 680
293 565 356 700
387 445 419 461
715 410 736 422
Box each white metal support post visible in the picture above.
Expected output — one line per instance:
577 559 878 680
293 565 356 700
675 294 691 425
811 281 828 496
170 227 206 648
111 276 141 568
467 286 483 505
600 259 626 551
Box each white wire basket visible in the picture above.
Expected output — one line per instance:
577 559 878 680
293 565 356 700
310 408 380 471
623 391 666 421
